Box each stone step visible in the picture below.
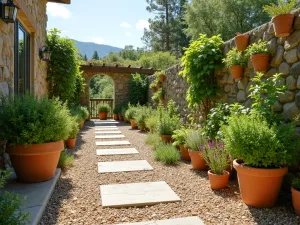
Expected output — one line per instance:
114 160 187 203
95 131 122 134
96 141 131 146
94 121 119 124
113 217 205 225
96 148 138 156
95 127 119 131
98 160 153 173
95 135 125 139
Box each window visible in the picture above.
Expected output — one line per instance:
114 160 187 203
14 20 30 95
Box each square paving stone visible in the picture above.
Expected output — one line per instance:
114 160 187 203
96 148 138 156
96 140 131 146
100 181 181 207
98 160 153 173
114 217 205 225
95 127 119 131
95 135 125 139
95 125 117 127
95 121 119 124
95 131 122 134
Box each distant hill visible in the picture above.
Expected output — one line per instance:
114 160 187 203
73 40 122 60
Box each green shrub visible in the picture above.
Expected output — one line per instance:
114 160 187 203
157 115 181 135
98 103 110 113
69 117 79 139
145 115 159 131
70 106 85 125
292 178 300 191
79 106 89 120
58 150 74 170
125 106 138 120
0 95 72 145
134 107 151 128
146 133 161 146
185 130 205 151
150 82 157 89
224 48 247 68
172 128 191 147
245 40 269 57
263 0 296 17
154 144 180 165
129 73 148 105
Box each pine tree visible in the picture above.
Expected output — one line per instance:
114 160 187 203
92 50 99 60
84 54 88 61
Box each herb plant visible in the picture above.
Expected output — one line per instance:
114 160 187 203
58 150 74 170
98 103 110 113
224 48 247 68
292 178 300 191
263 0 297 17
172 128 191 146
145 115 159 132
245 40 269 57
68 117 79 139
185 130 205 151
125 105 138 120
154 144 180 165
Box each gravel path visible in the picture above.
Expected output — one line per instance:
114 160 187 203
40 120 300 225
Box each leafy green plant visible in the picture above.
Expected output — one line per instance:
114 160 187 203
145 115 159 132
79 106 89 120
157 115 181 135
146 133 161 145
70 105 85 125
154 144 180 165
113 106 120 114
180 34 224 119
245 40 269 57
263 0 296 16
150 82 157 89
0 95 72 145
125 105 139 120
185 129 205 151
58 150 74 170
98 103 110 113
129 73 148 105
69 116 79 139
224 48 247 68
172 128 191 147
292 178 300 191
134 106 151 128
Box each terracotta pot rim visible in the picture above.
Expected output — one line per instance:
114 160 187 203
188 149 200 152
272 13 294 22
208 170 230 176
251 53 269 58
235 34 249 38
292 187 300 193
6 141 64 155
230 65 244 68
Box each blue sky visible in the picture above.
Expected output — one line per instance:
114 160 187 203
47 1 152 49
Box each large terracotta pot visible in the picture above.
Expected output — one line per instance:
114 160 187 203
65 138 76 149
6 141 64 183
179 145 191 161
208 170 230 190
151 87 157 93
188 150 208 170
113 114 119 120
161 135 172 143
159 74 166 82
233 160 288 208
272 14 295 37
130 119 138 129
229 65 243 79
119 114 124 121
99 112 108 120
234 34 249 51
292 187 300 215
251 54 269 72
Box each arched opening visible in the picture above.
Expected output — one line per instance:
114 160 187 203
89 74 115 119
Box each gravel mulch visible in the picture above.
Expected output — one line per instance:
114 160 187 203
40 120 300 225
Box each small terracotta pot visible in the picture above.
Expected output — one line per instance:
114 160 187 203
79 121 84 129
151 87 157 93
233 160 288 208
139 126 145 131
179 145 191 161
119 114 124 121
292 187 300 215
65 138 76 149
113 114 119 120
229 65 243 79
130 119 138 129
251 54 269 72
157 82 162 88
272 14 295 37
159 75 166 82
161 135 172 143
6 141 64 183
234 34 249 51
208 170 230 190
188 150 208 170
99 112 108 120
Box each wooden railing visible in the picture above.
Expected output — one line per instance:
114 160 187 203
89 98 114 119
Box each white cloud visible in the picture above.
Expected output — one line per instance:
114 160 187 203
136 20 149 30
126 32 132 37
90 37 105 44
47 3 72 19
120 22 132 29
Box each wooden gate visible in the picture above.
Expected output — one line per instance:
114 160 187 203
89 99 114 119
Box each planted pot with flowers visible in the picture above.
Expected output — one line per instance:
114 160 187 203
125 105 138 129
264 0 296 37
224 48 247 79
202 141 229 190
246 40 269 72
185 130 207 170
172 128 191 161
234 33 249 51
65 116 79 149
98 103 110 120
291 178 300 215
0 95 72 183
157 114 181 143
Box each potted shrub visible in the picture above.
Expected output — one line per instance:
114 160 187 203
155 70 166 82
70 106 86 129
157 114 180 143
221 113 299 207
0 95 72 183
121 106 128 122
234 33 249 51
185 130 207 170
134 107 150 131
98 103 110 120
150 82 157 93
202 141 230 190
125 106 138 129
172 128 191 161
264 0 296 37
156 80 162 88
145 115 159 133
245 40 269 72
291 178 300 215
224 47 247 79
113 106 119 120
65 116 79 149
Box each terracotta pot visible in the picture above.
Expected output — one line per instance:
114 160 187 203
139 126 145 131
188 150 208 170
157 82 162 88
6 141 64 183
233 160 288 208
292 187 300 215
208 170 230 190
159 75 166 82
113 114 119 120
229 65 243 79
179 145 191 161
130 119 138 129
65 138 76 149
251 54 269 72
272 14 295 37
79 121 84 129
99 112 108 120
234 34 249 51
151 87 157 93
119 114 124 121
161 135 172 143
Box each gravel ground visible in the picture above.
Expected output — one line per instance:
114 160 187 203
40 120 300 225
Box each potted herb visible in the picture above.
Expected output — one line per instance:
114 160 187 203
145 115 159 133
185 130 207 170
221 113 299 207
224 48 247 79
172 128 191 161
157 115 181 143
202 141 230 190
125 106 138 129
70 106 86 129
234 33 249 51
0 95 72 183
155 70 166 82
113 106 119 120
291 178 300 215
264 0 296 37
98 103 110 120
121 103 128 122
65 116 79 149
245 40 269 72
134 107 150 131
150 82 157 93
156 80 162 88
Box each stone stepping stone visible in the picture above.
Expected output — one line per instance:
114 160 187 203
95 125 117 128
114 217 205 225
95 135 125 139
98 160 153 173
100 181 181 207
96 148 138 156
96 141 130 146
95 127 119 131
95 131 122 134
95 121 119 124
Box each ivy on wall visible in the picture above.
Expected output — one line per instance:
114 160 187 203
129 73 148 105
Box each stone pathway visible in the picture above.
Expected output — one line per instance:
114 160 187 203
96 148 139 156
97 160 153 173
95 135 125 139
95 131 122 134
114 217 205 225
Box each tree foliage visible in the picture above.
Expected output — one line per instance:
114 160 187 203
129 73 148 105
92 50 100 60
90 75 114 99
